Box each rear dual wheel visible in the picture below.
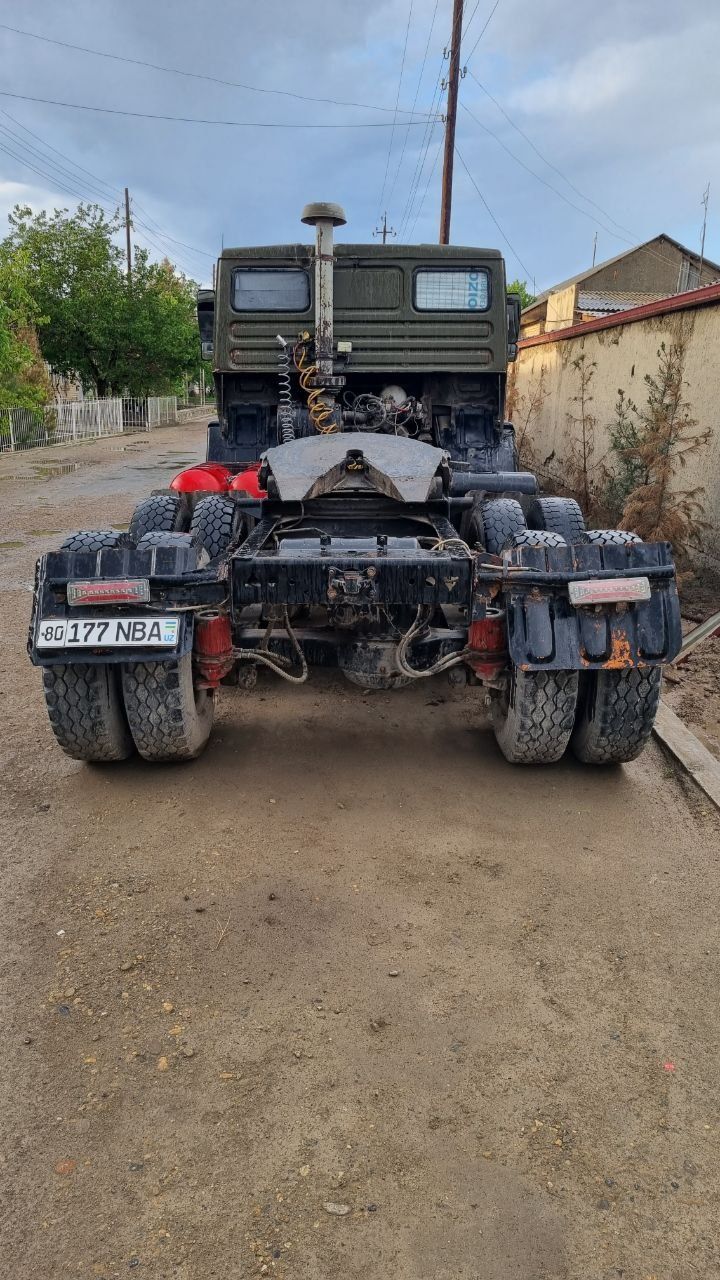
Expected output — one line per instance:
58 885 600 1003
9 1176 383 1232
121 654 214 762
128 493 188 541
42 530 133 762
491 669 579 765
570 528 660 763
40 529 215 764
121 530 215 762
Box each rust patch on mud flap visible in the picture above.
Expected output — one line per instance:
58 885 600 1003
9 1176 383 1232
602 628 635 670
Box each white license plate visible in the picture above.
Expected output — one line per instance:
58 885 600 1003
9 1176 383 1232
569 576 651 606
36 615 180 649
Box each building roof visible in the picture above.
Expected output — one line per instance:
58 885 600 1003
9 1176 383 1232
522 234 720 316
519 280 720 349
577 289 670 314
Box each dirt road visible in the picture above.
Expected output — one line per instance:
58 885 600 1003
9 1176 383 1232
1 422 719 1280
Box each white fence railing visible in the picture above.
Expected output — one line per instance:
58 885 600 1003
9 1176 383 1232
0 395 178 454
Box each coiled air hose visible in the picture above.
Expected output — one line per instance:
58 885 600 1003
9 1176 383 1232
276 336 295 444
294 332 338 433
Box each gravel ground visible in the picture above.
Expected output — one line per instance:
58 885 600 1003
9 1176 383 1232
1 422 719 1280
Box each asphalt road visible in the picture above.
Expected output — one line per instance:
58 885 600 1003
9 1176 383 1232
1 422 718 1280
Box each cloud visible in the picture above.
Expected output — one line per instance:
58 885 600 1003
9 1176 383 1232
0 0 718 292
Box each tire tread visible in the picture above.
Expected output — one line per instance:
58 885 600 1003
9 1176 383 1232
572 667 661 764
129 494 186 542
482 498 526 553
42 663 133 762
493 669 578 764
121 654 214 762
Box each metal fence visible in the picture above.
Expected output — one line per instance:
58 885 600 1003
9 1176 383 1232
0 395 178 454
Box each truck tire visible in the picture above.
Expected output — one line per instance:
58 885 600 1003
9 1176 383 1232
570 527 659 764
491 668 578 764
511 529 566 549
585 528 640 546
41 529 134 762
129 494 187 542
527 497 586 544
121 653 214 762
571 667 662 765
482 498 526 553
42 663 134 762
190 495 244 560
60 529 126 551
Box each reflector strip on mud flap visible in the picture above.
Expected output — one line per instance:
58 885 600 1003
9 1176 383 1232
504 542 682 671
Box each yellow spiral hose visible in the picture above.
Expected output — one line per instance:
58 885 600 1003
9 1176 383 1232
294 333 338 433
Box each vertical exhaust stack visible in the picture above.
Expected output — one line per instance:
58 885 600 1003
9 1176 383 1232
301 202 347 381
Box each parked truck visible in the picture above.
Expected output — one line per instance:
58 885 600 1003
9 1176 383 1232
29 202 681 765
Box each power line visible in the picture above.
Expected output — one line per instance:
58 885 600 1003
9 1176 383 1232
0 21 434 118
0 126 207 275
0 116 119 208
408 130 444 239
398 54 446 238
0 88 439 129
459 100 697 280
132 224 200 278
131 213 211 271
465 70 638 239
0 107 215 268
0 107 121 201
459 101 631 245
455 144 533 279
462 0 483 36
464 0 502 64
0 136 102 206
131 200 215 261
377 0 415 222
385 0 440 220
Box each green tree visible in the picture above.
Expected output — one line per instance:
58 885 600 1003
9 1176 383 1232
3 203 199 398
115 255 199 396
0 246 50 410
507 278 535 309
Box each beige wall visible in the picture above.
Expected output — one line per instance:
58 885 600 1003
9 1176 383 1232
544 283 577 332
509 303 720 569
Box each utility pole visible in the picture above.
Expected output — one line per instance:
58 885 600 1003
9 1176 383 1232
373 212 396 245
699 182 710 279
592 231 598 268
439 0 464 245
124 187 132 283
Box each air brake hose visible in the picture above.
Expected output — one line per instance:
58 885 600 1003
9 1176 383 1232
294 332 337 433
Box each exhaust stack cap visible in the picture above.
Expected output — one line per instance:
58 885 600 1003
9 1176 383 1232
301 201 347 227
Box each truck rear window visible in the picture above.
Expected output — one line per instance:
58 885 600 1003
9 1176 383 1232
232 268 310 312
414 268 490 312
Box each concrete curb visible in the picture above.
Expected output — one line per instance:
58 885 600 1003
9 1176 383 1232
654 702 720 812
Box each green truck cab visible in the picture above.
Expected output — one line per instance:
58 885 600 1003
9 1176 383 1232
204 240 520 470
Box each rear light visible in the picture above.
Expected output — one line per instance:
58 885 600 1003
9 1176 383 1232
569 576 651 606
467 609 507 678
67 579 150 606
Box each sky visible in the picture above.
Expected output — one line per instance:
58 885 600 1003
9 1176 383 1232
0 0 718 293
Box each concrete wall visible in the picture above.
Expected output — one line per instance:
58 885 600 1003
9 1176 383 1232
508 300 720 569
